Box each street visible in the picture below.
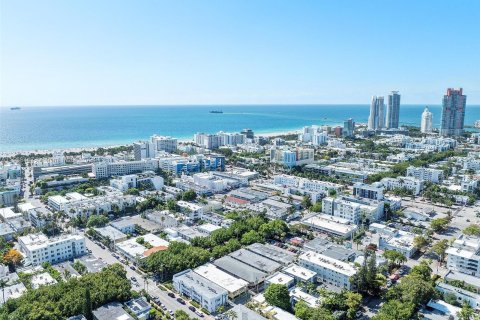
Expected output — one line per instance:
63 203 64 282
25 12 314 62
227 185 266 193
84 236 211 319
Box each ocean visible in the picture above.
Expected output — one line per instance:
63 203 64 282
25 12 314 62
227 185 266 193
1 104 479 152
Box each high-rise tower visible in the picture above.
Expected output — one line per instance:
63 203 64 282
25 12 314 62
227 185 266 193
421 107 433 133
368 96 385 130
440 88 466 136
386 91 401 129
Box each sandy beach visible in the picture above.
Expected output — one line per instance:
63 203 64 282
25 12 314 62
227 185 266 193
0 129 302 158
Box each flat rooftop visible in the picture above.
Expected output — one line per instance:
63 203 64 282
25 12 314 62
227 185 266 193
299 251 357 277
174 269 227 299
213 256 267 284
283 264 317 281
93 302 134 320
266 272 294 286
302 214 357 235
194 263 248 294
229 248 282 273
94 226 127 241
231 305 267 320
246 243 295 265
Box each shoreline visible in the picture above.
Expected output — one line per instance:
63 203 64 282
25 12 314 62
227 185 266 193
0 128 303 158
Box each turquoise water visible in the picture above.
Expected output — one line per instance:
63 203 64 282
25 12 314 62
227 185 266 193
1 105 479 152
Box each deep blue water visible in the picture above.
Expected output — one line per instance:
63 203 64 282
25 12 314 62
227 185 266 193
1 105 479 152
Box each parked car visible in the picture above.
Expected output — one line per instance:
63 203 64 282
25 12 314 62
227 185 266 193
195 311 204 317
130 276 137 281
130 266 136 270
168 292 175 298
177 298 186 305
189 306 196 312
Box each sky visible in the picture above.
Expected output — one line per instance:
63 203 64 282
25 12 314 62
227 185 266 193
1 0 479 106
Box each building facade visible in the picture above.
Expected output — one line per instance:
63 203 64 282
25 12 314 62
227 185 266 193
368 96 385 130
421 107 433 133
386 91 401 129
18 233 86 266
173 269 228 313
440 88 467 136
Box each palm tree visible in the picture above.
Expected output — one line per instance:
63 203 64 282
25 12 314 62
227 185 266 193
0 279 8 305
225 310 238 320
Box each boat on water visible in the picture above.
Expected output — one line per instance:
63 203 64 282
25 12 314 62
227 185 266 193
10 107 21 110
209 110 223 114
475 120 480 129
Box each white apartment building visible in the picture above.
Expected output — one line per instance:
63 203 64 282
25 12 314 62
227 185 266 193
217 132 246 146
302 214 358 238
462 158 480 172
322 196 384 224
177 201 204 220
436 282 480 310
406 166 444 183
380 176 423 196
93 159 159 178
270 148 314 168
462 178 478 193
173 269 228 313
48 192 87 211
194 263 249 299
18 233 86 266
446 235 480 277
299 251 357 290
370 223 416 258
150 135 178 153
194 133 222 150
299 126 328 146
273 174 342 203
353 182 384 200
192 172 229 193
110 171 164 191
133 141 155 160
283 264 317 284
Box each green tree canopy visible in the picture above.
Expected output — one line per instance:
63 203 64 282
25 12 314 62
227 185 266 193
264 284 292 311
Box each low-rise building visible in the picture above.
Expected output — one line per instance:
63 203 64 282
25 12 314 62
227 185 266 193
93 226 128 243
196 223 223 235
194 263 249 299
289 288 320 308
246 243 296 266
177 201 204 220
299 251 357 290
109 171 164 191
283 264 317 284
213 256 268 288
265 272 294 289
110 217 136 234
93 302 134 320
270 147 314 168
380 176 423 196
406 166 444 183
370 223 416 258
31 272 57 289
0 207 22 221
436 282 480 310
304 238 356 262
116 233 169 261
446 235 480 277
173 269 228 313
302 214 358 238
18 233 86 266
322 195 384 224
353 182 384 200
125 297 152 320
